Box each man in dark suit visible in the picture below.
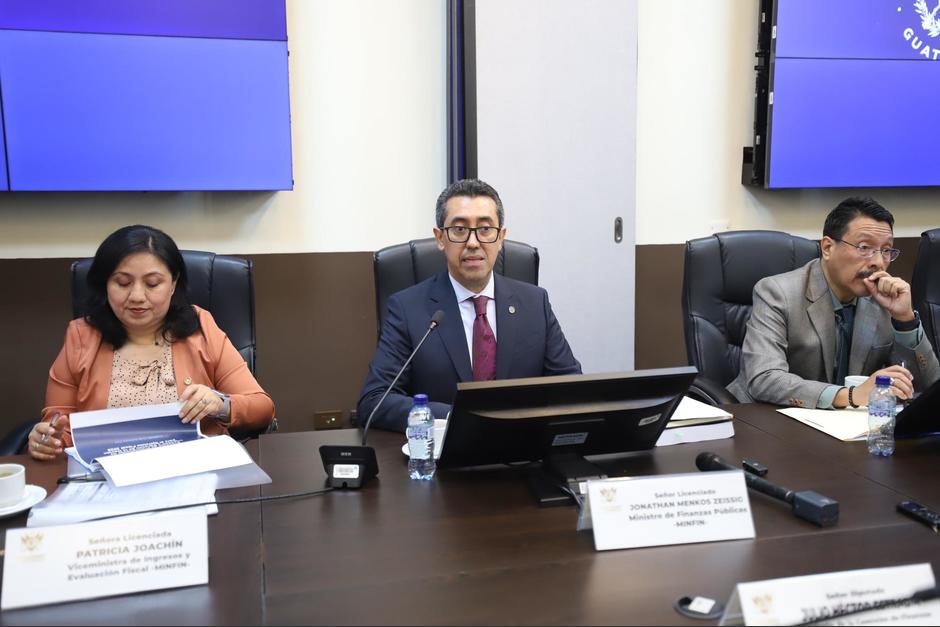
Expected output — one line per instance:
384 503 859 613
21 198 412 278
358 179 581 432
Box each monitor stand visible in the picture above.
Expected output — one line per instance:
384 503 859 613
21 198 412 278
527 452 608 507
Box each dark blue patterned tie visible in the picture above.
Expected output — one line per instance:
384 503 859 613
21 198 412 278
834 305 855 384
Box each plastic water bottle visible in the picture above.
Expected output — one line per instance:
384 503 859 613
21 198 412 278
406 394 436 480
867 375 896 457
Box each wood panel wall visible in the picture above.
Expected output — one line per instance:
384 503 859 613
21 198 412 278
0 235 923 444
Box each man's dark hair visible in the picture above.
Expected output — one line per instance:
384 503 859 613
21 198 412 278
85 224 200 348
435 178 504 228
823 197 895 240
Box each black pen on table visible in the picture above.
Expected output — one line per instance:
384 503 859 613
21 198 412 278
57 473 105 485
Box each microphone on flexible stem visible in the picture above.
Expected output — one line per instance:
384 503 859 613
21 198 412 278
695 452 839 527
361 309 444 447
319 310 445 489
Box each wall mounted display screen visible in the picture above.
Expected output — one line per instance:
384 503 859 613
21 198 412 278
0 0 292 191
0 100 7 191
749 0 940 188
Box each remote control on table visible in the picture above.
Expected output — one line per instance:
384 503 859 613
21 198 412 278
897 500 940 533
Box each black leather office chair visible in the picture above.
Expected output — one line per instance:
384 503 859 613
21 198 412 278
0 424 34 457
373 237 539 334
682 230 820 405
911 227 940 362
72 250 257 373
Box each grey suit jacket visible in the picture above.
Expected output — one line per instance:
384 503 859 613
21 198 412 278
728 259 940 406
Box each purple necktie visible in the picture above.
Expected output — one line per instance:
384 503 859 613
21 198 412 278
471 295 497 381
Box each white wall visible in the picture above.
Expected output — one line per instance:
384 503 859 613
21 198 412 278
635 0 940 246
0 0 447 259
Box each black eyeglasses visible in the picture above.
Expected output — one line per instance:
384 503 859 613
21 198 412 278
835 239 901 262
442 225 501 244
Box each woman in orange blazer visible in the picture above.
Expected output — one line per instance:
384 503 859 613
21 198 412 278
27 225 275 460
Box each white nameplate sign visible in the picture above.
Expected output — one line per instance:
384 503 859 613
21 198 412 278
720 563 940 626
1 507 208 610
586 469 755 551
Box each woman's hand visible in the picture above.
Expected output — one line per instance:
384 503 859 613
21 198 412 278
27 414 70 461
179 384 225 424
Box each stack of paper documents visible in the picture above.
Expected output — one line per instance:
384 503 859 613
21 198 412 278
656 396 734 447
27 474 218 528
29 403 274 527
66 403 271 488
776 407 870 441
70 402 201 467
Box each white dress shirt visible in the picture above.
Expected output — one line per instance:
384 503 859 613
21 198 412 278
448 272 497 368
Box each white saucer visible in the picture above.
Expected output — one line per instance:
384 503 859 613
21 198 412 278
0 485 47 519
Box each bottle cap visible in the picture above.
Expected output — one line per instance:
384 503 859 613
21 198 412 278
875 375 891 387
413 393 429 405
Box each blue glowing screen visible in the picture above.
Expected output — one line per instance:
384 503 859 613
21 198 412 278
0 1 291 191
767 0 940 188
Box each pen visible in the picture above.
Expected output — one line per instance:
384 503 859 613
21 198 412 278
57 474 105 484
900 361 915 406
39 413 61 446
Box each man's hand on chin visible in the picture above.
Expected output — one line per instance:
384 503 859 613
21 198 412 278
863 271 914 321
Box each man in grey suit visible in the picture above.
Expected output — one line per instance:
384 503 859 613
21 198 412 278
729 197 940 408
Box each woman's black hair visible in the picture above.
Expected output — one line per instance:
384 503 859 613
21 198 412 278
84 225 200 348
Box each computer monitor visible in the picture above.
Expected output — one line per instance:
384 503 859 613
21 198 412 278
437 366 697 504
896 375 940 439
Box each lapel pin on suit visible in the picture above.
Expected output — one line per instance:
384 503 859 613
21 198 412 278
508 305 516 314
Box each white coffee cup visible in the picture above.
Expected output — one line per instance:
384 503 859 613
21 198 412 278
0 463 26 508
432 419 447 458
844 375 868 388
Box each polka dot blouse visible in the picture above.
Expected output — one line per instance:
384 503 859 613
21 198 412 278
107 342 180 408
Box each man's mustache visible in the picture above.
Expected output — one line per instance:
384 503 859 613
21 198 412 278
858 269 878 279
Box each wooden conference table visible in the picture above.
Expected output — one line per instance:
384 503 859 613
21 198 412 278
2 403 940 625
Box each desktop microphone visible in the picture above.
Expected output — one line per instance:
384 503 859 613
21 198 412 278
695 452 839 527
318 310 445 489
